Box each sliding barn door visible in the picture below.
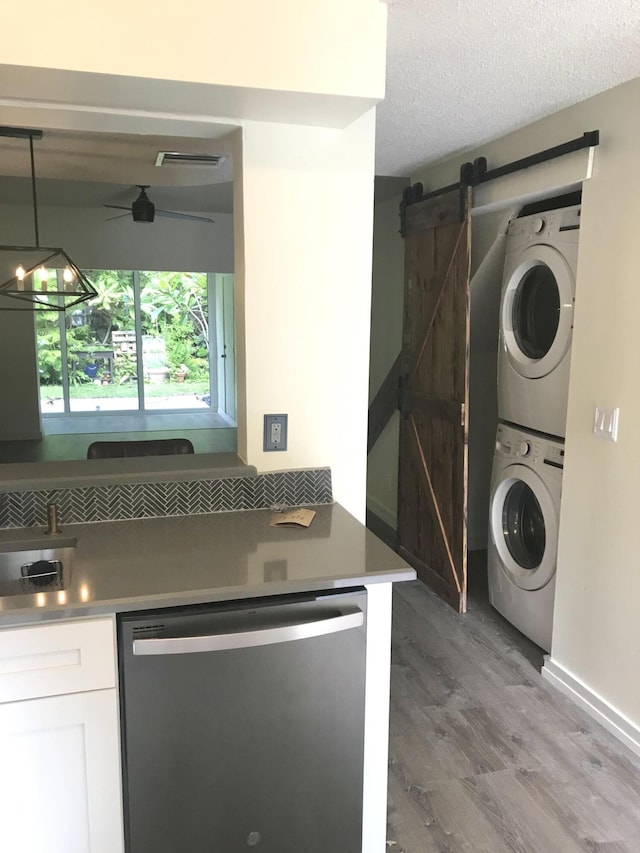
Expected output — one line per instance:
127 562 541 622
397 188 472 612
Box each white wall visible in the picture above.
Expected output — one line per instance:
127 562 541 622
238 115 376 515
0 0 387 521
411 76 640 731
1 1 386 105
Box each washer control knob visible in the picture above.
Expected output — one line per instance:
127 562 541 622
518 441 531 456
532 217 545 233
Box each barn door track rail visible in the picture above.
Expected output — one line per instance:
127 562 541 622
399 129 599 237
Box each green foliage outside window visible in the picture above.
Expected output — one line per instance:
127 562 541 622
37 269 210 386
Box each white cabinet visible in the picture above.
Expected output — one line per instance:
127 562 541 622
0 617 124 853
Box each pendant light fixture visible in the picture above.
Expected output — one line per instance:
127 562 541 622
0 126 97 312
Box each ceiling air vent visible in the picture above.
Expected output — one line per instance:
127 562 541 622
155 151 227 168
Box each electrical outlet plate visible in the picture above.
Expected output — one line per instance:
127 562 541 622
264 414 288 451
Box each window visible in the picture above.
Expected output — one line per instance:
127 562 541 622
36 270 219 416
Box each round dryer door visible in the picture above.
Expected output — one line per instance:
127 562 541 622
490 463 558 590
501 244 574 379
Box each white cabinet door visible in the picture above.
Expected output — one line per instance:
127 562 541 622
0 688 124 853
0 617 116 703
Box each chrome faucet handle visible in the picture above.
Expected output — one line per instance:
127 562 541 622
46 502 62 536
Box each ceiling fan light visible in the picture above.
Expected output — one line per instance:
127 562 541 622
131 186 155 222
104 185 215 224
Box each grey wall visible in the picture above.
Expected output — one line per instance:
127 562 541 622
366 193 404 528
0 305 41 440
0 204 234 273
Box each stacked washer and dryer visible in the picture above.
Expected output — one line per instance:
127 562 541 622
488 202 580 652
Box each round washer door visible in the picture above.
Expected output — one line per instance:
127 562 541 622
490 463 558 590
501 244 574 379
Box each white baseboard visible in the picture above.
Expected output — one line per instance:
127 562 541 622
365 494 396 531
542 656 640 758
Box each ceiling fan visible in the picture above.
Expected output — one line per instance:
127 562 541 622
103 185 214 224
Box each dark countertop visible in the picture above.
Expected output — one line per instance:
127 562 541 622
0 504 415 627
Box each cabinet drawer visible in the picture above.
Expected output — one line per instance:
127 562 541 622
0 617 116 704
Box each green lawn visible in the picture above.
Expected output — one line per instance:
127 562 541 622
40 380 210 400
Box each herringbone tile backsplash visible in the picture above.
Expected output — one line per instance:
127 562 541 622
0 468 332 529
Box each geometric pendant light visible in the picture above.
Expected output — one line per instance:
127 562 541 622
0 126 98 312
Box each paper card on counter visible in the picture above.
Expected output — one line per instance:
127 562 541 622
270 508 316 528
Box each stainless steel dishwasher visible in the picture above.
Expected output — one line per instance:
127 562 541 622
117 588 367 853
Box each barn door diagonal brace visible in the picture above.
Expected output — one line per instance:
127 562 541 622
408 413 462 594
409 218 467 380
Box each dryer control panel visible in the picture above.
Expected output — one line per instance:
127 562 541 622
495 423 564 468
507 204 581 243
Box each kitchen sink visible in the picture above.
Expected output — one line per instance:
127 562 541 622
0 538 76 597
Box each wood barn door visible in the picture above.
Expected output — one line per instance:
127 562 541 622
397 188 472 612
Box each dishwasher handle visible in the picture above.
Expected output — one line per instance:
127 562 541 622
132 608 364 656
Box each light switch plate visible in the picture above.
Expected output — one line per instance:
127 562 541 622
594 406 619 442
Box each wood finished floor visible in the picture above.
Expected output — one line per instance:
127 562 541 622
387 563 640 852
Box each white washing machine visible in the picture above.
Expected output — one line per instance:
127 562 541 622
497 204 580 438
488 423 563 652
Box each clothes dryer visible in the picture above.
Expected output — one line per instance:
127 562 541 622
488 423 563 652
498 205 580 438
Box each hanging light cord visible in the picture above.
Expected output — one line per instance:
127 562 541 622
28 132 40 248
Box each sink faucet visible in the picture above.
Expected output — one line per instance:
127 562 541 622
46 502 61 536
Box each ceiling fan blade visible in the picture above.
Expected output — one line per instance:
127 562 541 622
103 204 133 212
155 208 215 223
106 212 132 221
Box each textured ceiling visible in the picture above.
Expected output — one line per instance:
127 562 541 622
376 0 640 177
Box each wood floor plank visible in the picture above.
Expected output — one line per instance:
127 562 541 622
462 769 586 853
391 641 468 711
541 732 640 841
512 766 626 846
388 767 516 853
387 571 640 852
389 701 507 785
